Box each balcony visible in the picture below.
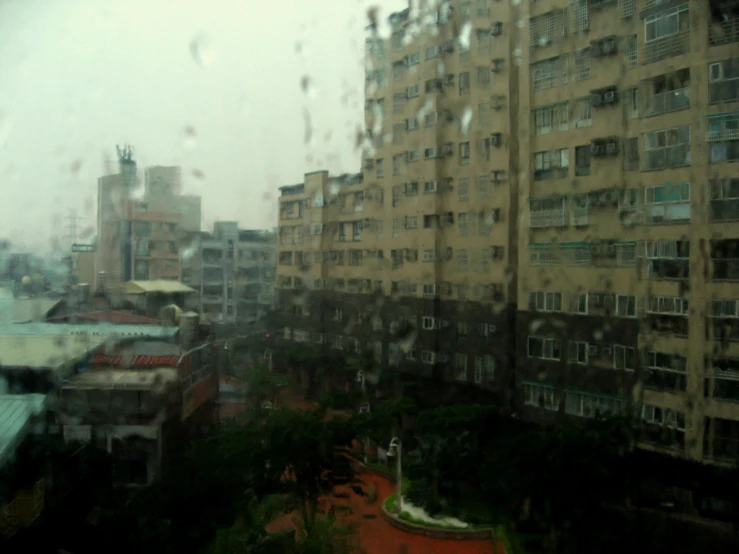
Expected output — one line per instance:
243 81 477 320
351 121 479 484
529 209 568 228
642 31 689 65
643 202 691 224
709 16 739 47
644 88 690 117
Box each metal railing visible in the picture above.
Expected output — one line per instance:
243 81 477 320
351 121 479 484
642 31 690 65
645 87 690 116
529 209 568 228
709 17 739 47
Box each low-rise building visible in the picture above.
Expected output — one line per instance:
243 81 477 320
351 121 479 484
181 222 276 324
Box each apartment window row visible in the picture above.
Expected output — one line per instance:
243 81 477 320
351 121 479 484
309 278 382 294
532 100 593 135
525 382 625 419
528 241 638 270
454 353 496 383
527 336 636 369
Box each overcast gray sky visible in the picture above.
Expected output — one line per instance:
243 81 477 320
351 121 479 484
0 0 405 252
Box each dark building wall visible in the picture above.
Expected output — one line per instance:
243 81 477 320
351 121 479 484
274 289 514 407
515 309 640 422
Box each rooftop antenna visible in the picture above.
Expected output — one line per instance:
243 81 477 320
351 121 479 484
116 143 134 163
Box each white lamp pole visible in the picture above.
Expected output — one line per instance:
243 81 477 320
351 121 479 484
389 437 402 514
355 370 365 394
359 402 370 463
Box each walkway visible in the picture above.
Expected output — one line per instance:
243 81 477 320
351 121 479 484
268 469 503 554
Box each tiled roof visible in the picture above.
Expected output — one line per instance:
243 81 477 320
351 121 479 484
47 311 161 324
91 354 180 367
0 394 46 468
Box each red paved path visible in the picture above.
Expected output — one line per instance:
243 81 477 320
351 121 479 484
268 470 503 554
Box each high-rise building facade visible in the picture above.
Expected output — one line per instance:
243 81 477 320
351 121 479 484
276 0 739 464
96 148 202 288
516 0 739 466
276 1 521 406
181 222 276 323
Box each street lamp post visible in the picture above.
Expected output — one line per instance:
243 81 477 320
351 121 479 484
355 370 365 395
359 402 370 463
389 437 402 514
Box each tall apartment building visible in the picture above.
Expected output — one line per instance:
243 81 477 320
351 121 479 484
516 0 739 466
276 1 521 405
181 221 276 323
96 147 202 288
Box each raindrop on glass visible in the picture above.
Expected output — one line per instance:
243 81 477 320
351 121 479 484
190 35 216 68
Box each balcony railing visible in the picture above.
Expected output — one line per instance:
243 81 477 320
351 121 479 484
529 209 568 228
642 31 690 65
709 17 739 47
644 88 690 117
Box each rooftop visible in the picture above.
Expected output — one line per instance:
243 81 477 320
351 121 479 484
0 394 46 468
0 298 63 324
0 334 106 369
63 368 179 390
0 322 178 339
46 311 162 325
120 280 196 295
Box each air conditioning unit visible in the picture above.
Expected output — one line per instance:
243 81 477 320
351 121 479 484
444 41 455 53
491 132 502 147
446 73 455 85
364 159 375 169
491 22 503 36
590 143 604 156
606 139 619 155
590 93 603 106
488 324 497 333
602 38 617 55
590 40 603 57
492 58 505 72
492 208 501 222
492 170 505 182
588 344 599 356
604 90 617 103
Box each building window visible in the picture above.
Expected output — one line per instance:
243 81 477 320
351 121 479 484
568 341 589 365
709 59 739 104
533 102 569 135
376 158 384 178
458 177 470 201
573 48 591 81
615 294 636 317
572 98 591 128
454 354 468 380
574 145 591 176
527 336 562 360
534 149 569 180
614 345 636 371
459 142 470 164
459 72 470 95
532 56 568 92
421 350 436 364
529 291 563 312
523 382 560 411
643 126 691 170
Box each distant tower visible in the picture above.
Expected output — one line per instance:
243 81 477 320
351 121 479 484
116 144 136 187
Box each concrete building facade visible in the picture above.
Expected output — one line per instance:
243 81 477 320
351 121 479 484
515 0 739 466
275 1 739 466
96 146 202 289
181 222 276 324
